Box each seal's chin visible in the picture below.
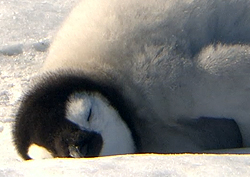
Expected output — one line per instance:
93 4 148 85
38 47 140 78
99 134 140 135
28 144 53 160
68 145 82 158
27 132 103 160
68 132 103 158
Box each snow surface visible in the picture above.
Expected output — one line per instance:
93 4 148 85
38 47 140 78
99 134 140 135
1 0 250 176
0 0 78 170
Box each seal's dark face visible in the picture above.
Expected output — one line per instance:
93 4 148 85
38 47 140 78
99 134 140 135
53 128 103 158
13 73 135 160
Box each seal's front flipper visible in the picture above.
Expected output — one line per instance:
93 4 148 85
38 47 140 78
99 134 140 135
178 117 243 150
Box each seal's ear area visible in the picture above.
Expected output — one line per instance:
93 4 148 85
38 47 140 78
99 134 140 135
54 128 103 158
178 117 243 150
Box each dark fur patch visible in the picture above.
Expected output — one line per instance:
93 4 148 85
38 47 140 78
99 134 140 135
178 117 243 150
13 71 140 160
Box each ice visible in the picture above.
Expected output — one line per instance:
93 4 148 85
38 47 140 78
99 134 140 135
32 39 50 52
0 0 80 172
1 154 250 176
0 0 79 124
0 39 50 56
0 124 3 133
0 44 23 56
1 0 250 176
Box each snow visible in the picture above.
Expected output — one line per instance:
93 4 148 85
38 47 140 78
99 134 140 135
0 0 79 171
1 0 250 176
1 154 250 176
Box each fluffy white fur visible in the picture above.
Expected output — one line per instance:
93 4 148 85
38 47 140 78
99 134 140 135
34 0 250 155
66 92 135 156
